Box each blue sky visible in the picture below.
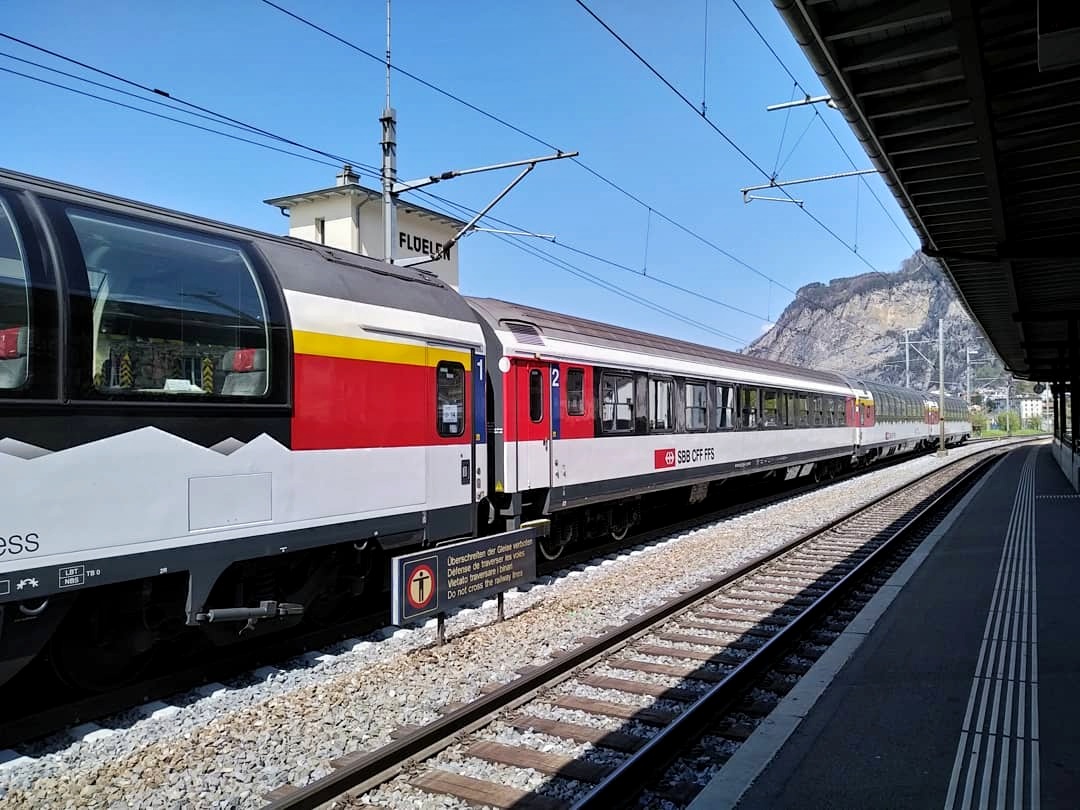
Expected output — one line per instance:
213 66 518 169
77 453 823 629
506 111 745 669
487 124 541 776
2 0 918 350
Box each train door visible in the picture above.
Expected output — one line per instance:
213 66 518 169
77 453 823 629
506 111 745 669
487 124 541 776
517 360 552 490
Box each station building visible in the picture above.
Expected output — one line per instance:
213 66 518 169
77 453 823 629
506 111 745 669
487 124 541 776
264 165 466 290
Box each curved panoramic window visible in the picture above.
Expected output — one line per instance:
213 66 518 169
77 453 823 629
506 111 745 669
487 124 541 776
0 200 30 390
66 209 270 397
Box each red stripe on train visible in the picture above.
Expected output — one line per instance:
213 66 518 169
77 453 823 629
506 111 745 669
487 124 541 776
292 354 470 450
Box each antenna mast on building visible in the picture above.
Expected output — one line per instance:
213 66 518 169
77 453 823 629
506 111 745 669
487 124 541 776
377 0 576 266
381 0 397 264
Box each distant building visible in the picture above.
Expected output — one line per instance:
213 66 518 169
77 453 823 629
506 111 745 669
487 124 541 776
264 165 467 290
1019 397 1043 421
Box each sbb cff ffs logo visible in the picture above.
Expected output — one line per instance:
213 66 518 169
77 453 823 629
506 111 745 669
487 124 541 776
654 447 717 469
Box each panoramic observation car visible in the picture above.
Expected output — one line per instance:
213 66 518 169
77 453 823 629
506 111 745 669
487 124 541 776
0 168 491 690
0 167 970 691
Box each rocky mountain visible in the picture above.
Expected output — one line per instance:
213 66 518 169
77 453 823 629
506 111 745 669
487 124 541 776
745 253 1005 395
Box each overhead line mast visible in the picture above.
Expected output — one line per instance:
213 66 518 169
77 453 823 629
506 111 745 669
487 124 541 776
377 0 574 265
381 0 396 264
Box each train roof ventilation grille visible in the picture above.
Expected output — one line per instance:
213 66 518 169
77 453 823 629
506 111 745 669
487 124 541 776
504 321 544 346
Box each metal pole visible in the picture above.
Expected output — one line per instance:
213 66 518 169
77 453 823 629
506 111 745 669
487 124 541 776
380 0 397 263
1005 378 1012 437
938 318 946 455
966 350 972 403
905 330 911 388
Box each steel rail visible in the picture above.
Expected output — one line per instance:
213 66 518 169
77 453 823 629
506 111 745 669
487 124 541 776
568 452 1003 808
263 442 1022 810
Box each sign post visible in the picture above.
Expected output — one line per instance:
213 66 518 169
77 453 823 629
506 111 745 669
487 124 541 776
390 527 541 643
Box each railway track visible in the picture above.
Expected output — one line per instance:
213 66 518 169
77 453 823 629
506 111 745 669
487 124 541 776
260 442 1010 810
2 439 1003 750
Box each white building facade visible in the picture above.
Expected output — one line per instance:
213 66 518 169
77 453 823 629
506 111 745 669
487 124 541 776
264 166 466 290
1019 397 1043 421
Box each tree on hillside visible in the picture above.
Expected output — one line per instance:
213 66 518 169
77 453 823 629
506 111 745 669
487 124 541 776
971 410 987 434
996 411 1021 432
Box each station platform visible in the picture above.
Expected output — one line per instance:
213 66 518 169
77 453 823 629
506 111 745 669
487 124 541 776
689 441 1079 810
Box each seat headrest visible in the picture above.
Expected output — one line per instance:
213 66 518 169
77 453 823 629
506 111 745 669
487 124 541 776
0 326 27 359
221 348 267 372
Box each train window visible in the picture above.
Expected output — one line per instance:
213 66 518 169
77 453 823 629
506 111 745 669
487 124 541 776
794 393 809 426
740 387 760 428
66 208 270 397
437 361 466 436
0 200 30 390
529 368 543 422
649 377 674 432
762 389 780 427
601 373 634 433
715 384 734 429
809 395 821 426
685 381 707 431
566 367 585 415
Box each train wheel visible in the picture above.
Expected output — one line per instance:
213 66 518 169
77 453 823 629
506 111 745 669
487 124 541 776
609 511 631 542
48 600 155 692
539 522 573 560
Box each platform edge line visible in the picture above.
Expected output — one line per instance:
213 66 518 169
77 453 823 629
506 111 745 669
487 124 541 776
685 453 1002 810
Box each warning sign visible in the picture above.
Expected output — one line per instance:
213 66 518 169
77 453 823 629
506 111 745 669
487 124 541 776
390 527 543 626
406 561 436 613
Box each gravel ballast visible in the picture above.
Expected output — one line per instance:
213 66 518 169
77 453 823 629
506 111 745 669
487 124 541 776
0 439 1023 809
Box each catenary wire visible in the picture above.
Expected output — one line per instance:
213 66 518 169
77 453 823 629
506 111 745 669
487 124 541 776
0 65 349 172
252 1 893 335
0 32 376 173
414 187 854 357
420 193 753 347
0 28 894 353
572 0 889 279
0 55 760 347
727 0 916 251
0 58 757 346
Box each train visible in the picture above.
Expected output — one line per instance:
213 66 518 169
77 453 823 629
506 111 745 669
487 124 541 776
0 167 971 691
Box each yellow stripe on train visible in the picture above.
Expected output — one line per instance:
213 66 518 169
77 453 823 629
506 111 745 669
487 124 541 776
292 330 471 370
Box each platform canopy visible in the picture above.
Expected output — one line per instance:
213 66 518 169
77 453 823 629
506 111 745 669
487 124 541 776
774 0 1080 382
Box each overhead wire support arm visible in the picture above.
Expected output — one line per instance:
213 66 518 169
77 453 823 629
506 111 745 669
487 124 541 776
740 168 877 204
766 94 836 112
745 194 804 206
392 151 578 194
471 228 555 241
396 159 566 268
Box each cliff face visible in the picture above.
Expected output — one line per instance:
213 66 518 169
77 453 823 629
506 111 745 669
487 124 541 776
745 253 1003 391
